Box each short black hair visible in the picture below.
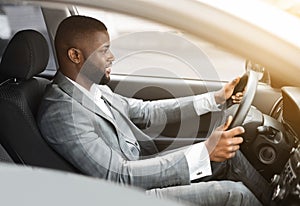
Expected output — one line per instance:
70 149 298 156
55 15 107 54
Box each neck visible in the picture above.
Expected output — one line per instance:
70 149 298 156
60 68 93 91
73 73 94 91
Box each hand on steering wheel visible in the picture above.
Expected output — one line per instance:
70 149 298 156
228 69 262 129
205 115 244 162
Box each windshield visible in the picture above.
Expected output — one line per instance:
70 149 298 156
261 0 300 17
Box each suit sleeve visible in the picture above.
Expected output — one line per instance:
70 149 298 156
38 94 191 190
117 93 199 128
101 85 218 128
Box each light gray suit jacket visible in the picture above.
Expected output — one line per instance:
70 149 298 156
37 71 201 190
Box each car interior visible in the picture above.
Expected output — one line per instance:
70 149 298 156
0 3 299 205
0 29 78 173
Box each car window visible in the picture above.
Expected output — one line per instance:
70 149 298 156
0 5 56 77
77 6 245 82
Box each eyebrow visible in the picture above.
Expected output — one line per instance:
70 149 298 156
102 43 110 48
99 43 110 50
95 43 109 52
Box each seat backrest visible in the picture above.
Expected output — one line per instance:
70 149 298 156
0 29 79 173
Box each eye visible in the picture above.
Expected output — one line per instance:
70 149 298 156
98 47 109 55
102 48 108 54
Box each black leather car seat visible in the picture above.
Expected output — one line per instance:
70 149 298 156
0 29 78 173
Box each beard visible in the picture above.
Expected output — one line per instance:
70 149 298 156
80 59 110 85
99 74 110 85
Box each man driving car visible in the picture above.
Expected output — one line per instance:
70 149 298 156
37 15 273 206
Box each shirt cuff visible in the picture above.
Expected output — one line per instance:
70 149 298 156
193 92 221 116
185 142 212 181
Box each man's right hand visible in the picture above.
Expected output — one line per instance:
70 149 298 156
204 116 244 162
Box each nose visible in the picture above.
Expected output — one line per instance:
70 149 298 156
108 49 115 62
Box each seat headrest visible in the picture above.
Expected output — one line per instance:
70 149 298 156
0 29 49 81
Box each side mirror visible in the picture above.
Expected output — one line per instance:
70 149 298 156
245 60 271 85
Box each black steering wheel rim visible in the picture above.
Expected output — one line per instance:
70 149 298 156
228 70 261 129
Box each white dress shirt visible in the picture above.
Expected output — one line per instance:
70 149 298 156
185 92 222 180
66 78 114 119
67 78 221 181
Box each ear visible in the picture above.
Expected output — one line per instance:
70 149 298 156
67 48 82 64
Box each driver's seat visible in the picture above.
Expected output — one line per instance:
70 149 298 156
0 29 78 172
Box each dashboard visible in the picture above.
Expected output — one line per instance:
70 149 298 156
271 87 300 204
231 85 300 204
282 87 300 145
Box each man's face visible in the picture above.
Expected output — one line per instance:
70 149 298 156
79 31 114 85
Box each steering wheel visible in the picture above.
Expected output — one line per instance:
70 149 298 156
228 69 262 129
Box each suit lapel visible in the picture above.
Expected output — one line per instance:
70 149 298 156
101 95 138 144
53 71 140 160
53 72 116 125
101 92 158 156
